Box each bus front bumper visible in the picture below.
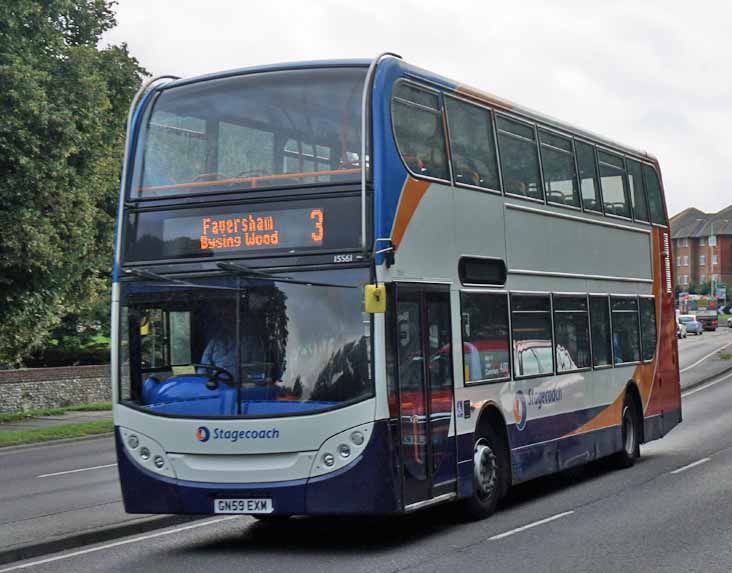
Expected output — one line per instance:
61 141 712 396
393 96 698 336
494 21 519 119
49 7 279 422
115 421 401 516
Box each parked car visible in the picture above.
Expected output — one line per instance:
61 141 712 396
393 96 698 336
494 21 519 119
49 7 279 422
728 316 732 328
677 320 688 339
678 314 703 335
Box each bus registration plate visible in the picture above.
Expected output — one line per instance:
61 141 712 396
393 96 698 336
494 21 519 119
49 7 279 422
214 498 273 514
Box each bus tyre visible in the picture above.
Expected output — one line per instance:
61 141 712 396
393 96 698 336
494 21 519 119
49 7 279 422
613 396 640 468
463 428 507 520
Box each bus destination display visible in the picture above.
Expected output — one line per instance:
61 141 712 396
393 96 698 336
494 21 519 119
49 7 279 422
163 207 324 253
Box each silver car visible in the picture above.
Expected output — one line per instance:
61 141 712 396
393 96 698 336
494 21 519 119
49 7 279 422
678 314 703 335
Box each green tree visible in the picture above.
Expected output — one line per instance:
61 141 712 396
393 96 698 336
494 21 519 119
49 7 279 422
0 0 147 366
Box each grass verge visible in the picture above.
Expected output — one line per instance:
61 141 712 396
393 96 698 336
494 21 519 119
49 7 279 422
720 351 732 361
0 420 113 447
0 401 112 424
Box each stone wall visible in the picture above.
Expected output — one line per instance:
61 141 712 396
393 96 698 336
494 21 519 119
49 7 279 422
0 365 111 413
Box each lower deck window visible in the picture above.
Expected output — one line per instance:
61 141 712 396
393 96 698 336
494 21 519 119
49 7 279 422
611 297 641 364
590 296 612 367
510 294 553 377
553 296 590 371
639 297 657 361
460 293 510 383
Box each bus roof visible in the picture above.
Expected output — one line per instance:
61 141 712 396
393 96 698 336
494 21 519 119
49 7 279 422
162 59 371 91
152 56 658 164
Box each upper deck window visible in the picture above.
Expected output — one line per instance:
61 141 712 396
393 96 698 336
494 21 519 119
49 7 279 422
626 159 649 223
496 116 543 201
598 150 630 218
444 97 500 190
576 141 602 213
391 82 450 181
642 164 667 225
132 67 367 199
539 130 580 208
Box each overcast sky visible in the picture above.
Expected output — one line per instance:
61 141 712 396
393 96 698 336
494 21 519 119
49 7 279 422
102 0 732 217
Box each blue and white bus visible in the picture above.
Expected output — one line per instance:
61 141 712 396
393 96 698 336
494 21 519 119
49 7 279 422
112 54 681 519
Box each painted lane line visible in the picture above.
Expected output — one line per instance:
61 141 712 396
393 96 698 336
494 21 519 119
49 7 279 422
670 458 711 475
682 370 732 398
37 463 117 478
488 510 574 541
0 516 240 573
680 340 732 373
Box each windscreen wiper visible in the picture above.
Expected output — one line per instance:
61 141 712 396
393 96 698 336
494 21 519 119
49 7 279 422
122 268 237 291
216 261 356 289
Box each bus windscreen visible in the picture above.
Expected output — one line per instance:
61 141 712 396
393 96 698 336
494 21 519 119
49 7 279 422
132 67 367 198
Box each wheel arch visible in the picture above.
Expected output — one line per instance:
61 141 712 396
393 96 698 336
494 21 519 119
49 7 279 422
473 402 512 491
625 380 645 444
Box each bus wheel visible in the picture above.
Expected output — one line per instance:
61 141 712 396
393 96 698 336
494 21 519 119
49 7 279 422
463 428 506 519
613 396 640 468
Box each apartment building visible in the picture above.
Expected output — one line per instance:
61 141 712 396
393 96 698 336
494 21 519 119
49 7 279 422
670 205 732 289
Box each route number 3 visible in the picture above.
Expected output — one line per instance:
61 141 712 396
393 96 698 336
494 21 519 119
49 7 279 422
310 209 324 242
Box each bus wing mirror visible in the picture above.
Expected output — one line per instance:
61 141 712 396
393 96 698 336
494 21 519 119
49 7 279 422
364 284 386 313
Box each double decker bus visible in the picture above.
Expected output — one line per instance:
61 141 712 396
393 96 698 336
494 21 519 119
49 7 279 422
112 54 681 519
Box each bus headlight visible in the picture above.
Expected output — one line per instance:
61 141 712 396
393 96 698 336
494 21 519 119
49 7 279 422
310 423 372 478
350 431 364 446
119 427 177 479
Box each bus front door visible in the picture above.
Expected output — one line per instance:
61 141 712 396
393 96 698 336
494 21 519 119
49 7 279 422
396 286 457 508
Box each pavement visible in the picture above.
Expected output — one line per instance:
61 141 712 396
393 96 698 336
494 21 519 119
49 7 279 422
0 329 731 569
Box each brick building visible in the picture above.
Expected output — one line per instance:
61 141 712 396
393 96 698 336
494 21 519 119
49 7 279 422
670 205 732 290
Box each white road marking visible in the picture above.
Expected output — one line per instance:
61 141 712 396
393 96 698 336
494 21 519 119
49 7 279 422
680 340 732 373
682 370 732 398
0 516 240 572
36 463 117 478
670 457 711 475
488 510 574 541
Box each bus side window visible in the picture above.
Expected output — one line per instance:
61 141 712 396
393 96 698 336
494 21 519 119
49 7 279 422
460 292 510 383
496 116 543 201
626 158 650 223
598 150 630 218
392 82 450 182
510 294 553 377
576 141 602 213
553 295 591 372
589 296 612 367
610 297 641 364
642 164 667 225
539 130 580 208
639 297 657 361
444 97 500 191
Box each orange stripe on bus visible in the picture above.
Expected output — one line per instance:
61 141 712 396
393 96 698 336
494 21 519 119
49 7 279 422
454 85 515 111
138 168 361 194
390 177 431 250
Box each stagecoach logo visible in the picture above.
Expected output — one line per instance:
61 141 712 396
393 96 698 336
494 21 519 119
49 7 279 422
514 391 528 432
196 426 210 442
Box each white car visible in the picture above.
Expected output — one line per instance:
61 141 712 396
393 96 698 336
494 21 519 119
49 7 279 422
677 320 687 339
